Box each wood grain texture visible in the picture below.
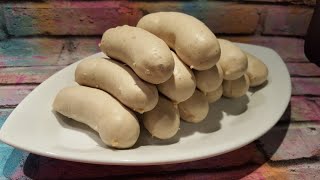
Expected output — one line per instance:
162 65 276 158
0 66 64 84
255 162 320 180
287 63 320 77
0 38 99 67
8 144 264 179
1 150 320 179
0 109 15 179
291 96 320 121
258 125 320 161
284 161 320 180
57 38 100 66
0 38 63 67
0 86 36 107
0 109 12 124
64 163 318 180
119 165 271 180
292 78 320 96
3 1 259 36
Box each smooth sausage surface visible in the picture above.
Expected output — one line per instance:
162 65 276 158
137 12 221 70
142 96 180 139
194 63 223 92
223 74 250 98
178 90 209 123
100 25 174 84
245 52 269 87
157 51 196 103
75 57 158 113
218 39 248 80
53 86 140 149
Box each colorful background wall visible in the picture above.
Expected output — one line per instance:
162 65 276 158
1 0 320 179
0 0 315 67
0 0 315 38
0 0 315 64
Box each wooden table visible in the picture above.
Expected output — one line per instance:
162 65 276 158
0 37 319 179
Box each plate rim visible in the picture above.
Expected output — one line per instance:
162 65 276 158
0 43 292 165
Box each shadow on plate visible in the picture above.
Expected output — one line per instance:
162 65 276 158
49 95 250 148
249 80 269 94
53 111 107 149
134 99 224 147
51 97 228 148
17 107 290 179
135 94 249 147
218 95 249 116
9 94 289 179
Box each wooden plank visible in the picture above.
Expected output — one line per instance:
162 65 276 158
0 38 99 67
120 163 320 180
126 164 285 180
243 161 320 180
0 143 265 179
0 86 36 107
291 96 320 121
287 63 320 77
14 143 264 179
4 2 259 36
0 109 12 127
0 109 15 179
258 125 320 161
0 66 64 84
0 38 63 67
0 149 28 179
3 153 320 179
57 38 100 66
0 146 14 179
147 163 320 180
284 161 320 180
292 78 320 96
124 165 266 180
21 162 320 180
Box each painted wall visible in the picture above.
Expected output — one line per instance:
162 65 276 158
0 0 319 179
0 0 315 39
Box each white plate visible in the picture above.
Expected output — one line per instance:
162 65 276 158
0 43 291 165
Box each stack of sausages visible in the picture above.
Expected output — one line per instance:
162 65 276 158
52 12 268 149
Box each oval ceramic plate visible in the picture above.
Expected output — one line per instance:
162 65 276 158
0 43 291 165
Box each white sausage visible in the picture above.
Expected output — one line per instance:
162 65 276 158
194 63 223 92
100 25 174 84
218 39 248 80
137 12 221 70
223 74 250 98
245 52 269 87
52 86 140 149
178 90 209 123
157 51 196 103
75 57 158 113
142 96 180 139
206 85 223 103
